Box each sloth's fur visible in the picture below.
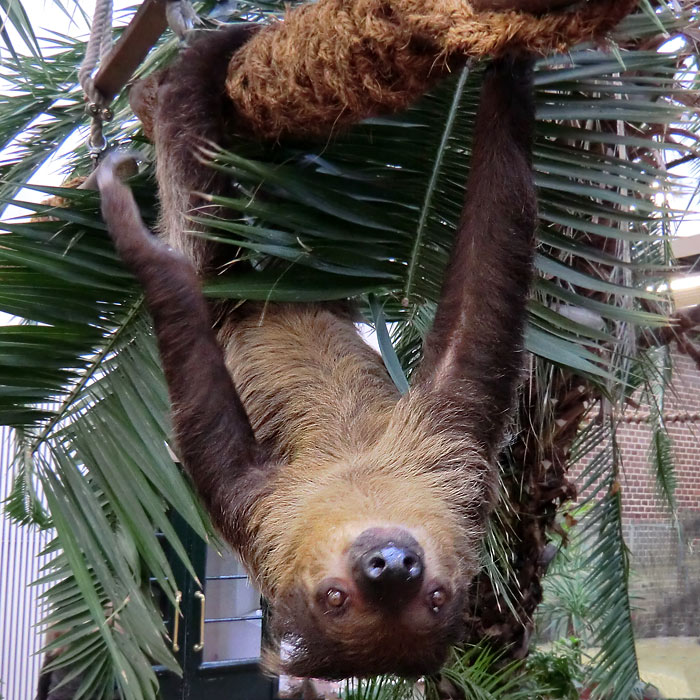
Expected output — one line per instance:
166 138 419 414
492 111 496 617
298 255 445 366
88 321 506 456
218 305 490 589
98 23 536 679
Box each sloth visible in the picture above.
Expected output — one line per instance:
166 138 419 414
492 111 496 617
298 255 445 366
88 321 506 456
97 25 536 678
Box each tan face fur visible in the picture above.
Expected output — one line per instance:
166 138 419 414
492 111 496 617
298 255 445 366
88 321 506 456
237 385 492 678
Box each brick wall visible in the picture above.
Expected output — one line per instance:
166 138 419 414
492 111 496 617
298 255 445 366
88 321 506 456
580 352 700 637
618 352 700 521
622 515 700 637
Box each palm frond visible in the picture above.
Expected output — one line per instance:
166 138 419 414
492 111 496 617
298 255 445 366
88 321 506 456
0 1 696 697
0 0 44 61
640 346 678 517
565 420 640 699
22 317 212 698
0 184 210 696
431 645 536 700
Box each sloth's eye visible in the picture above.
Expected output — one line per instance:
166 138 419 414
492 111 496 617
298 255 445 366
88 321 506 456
326 588 348 608
429 589 447 613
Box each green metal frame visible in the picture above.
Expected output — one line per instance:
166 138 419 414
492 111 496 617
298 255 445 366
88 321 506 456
156 514 277 699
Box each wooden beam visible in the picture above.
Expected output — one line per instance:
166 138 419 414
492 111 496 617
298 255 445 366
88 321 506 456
673 284 700 310
93 0 169 103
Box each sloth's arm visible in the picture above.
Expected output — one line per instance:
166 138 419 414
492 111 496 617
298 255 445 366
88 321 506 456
98 157 264 534
415 57 536 453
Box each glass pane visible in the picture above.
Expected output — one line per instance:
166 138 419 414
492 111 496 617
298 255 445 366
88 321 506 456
203 545 263 663
205 578 260 620
203 619 263 664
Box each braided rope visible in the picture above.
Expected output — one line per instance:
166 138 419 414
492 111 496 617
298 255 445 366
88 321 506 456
78 0 113 105
79 0 113 152
225 0 638 140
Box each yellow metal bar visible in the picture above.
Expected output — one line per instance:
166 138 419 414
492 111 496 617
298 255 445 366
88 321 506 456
193 591 205 652
172 591 182 652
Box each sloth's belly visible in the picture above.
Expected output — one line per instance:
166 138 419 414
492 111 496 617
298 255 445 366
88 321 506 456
218 302 399 461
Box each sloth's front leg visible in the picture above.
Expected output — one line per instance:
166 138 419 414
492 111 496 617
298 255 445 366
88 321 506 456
413 57 537 455
97 154 265 542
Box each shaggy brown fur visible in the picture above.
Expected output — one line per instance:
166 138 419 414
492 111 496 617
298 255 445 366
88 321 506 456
134 24 260 268
97 1 636 680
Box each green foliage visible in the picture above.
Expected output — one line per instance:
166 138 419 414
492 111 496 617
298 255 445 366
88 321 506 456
341 644 545 700
544 422 640 699
431 646 537 700
527 638 587 700
342 676 416 700
0 184 209 697
535 505 595 645
642 346 678 517
0 0 695 697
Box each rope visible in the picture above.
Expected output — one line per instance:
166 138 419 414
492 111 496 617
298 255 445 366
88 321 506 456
78 0 114 155
78 0 197 158
225 0 639 140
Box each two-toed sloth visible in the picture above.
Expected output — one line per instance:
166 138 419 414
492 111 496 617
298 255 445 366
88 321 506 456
97 25 536 679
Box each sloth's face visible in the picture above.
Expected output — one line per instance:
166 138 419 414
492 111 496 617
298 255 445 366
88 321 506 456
254 436 486 678
268 521 471 679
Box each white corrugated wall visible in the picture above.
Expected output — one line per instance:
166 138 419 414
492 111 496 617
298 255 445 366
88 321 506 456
0 426 52 700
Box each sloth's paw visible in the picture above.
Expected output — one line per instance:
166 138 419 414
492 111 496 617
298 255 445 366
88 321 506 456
96 150 163 267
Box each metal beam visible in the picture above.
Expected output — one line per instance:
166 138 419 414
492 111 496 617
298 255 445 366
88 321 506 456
92 0 169 103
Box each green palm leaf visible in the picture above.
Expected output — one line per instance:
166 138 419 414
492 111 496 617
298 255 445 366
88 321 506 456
0 0 695 697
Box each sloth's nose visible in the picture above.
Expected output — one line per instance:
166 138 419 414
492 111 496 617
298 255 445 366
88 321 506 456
351 529 425 605
361 545 424 586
